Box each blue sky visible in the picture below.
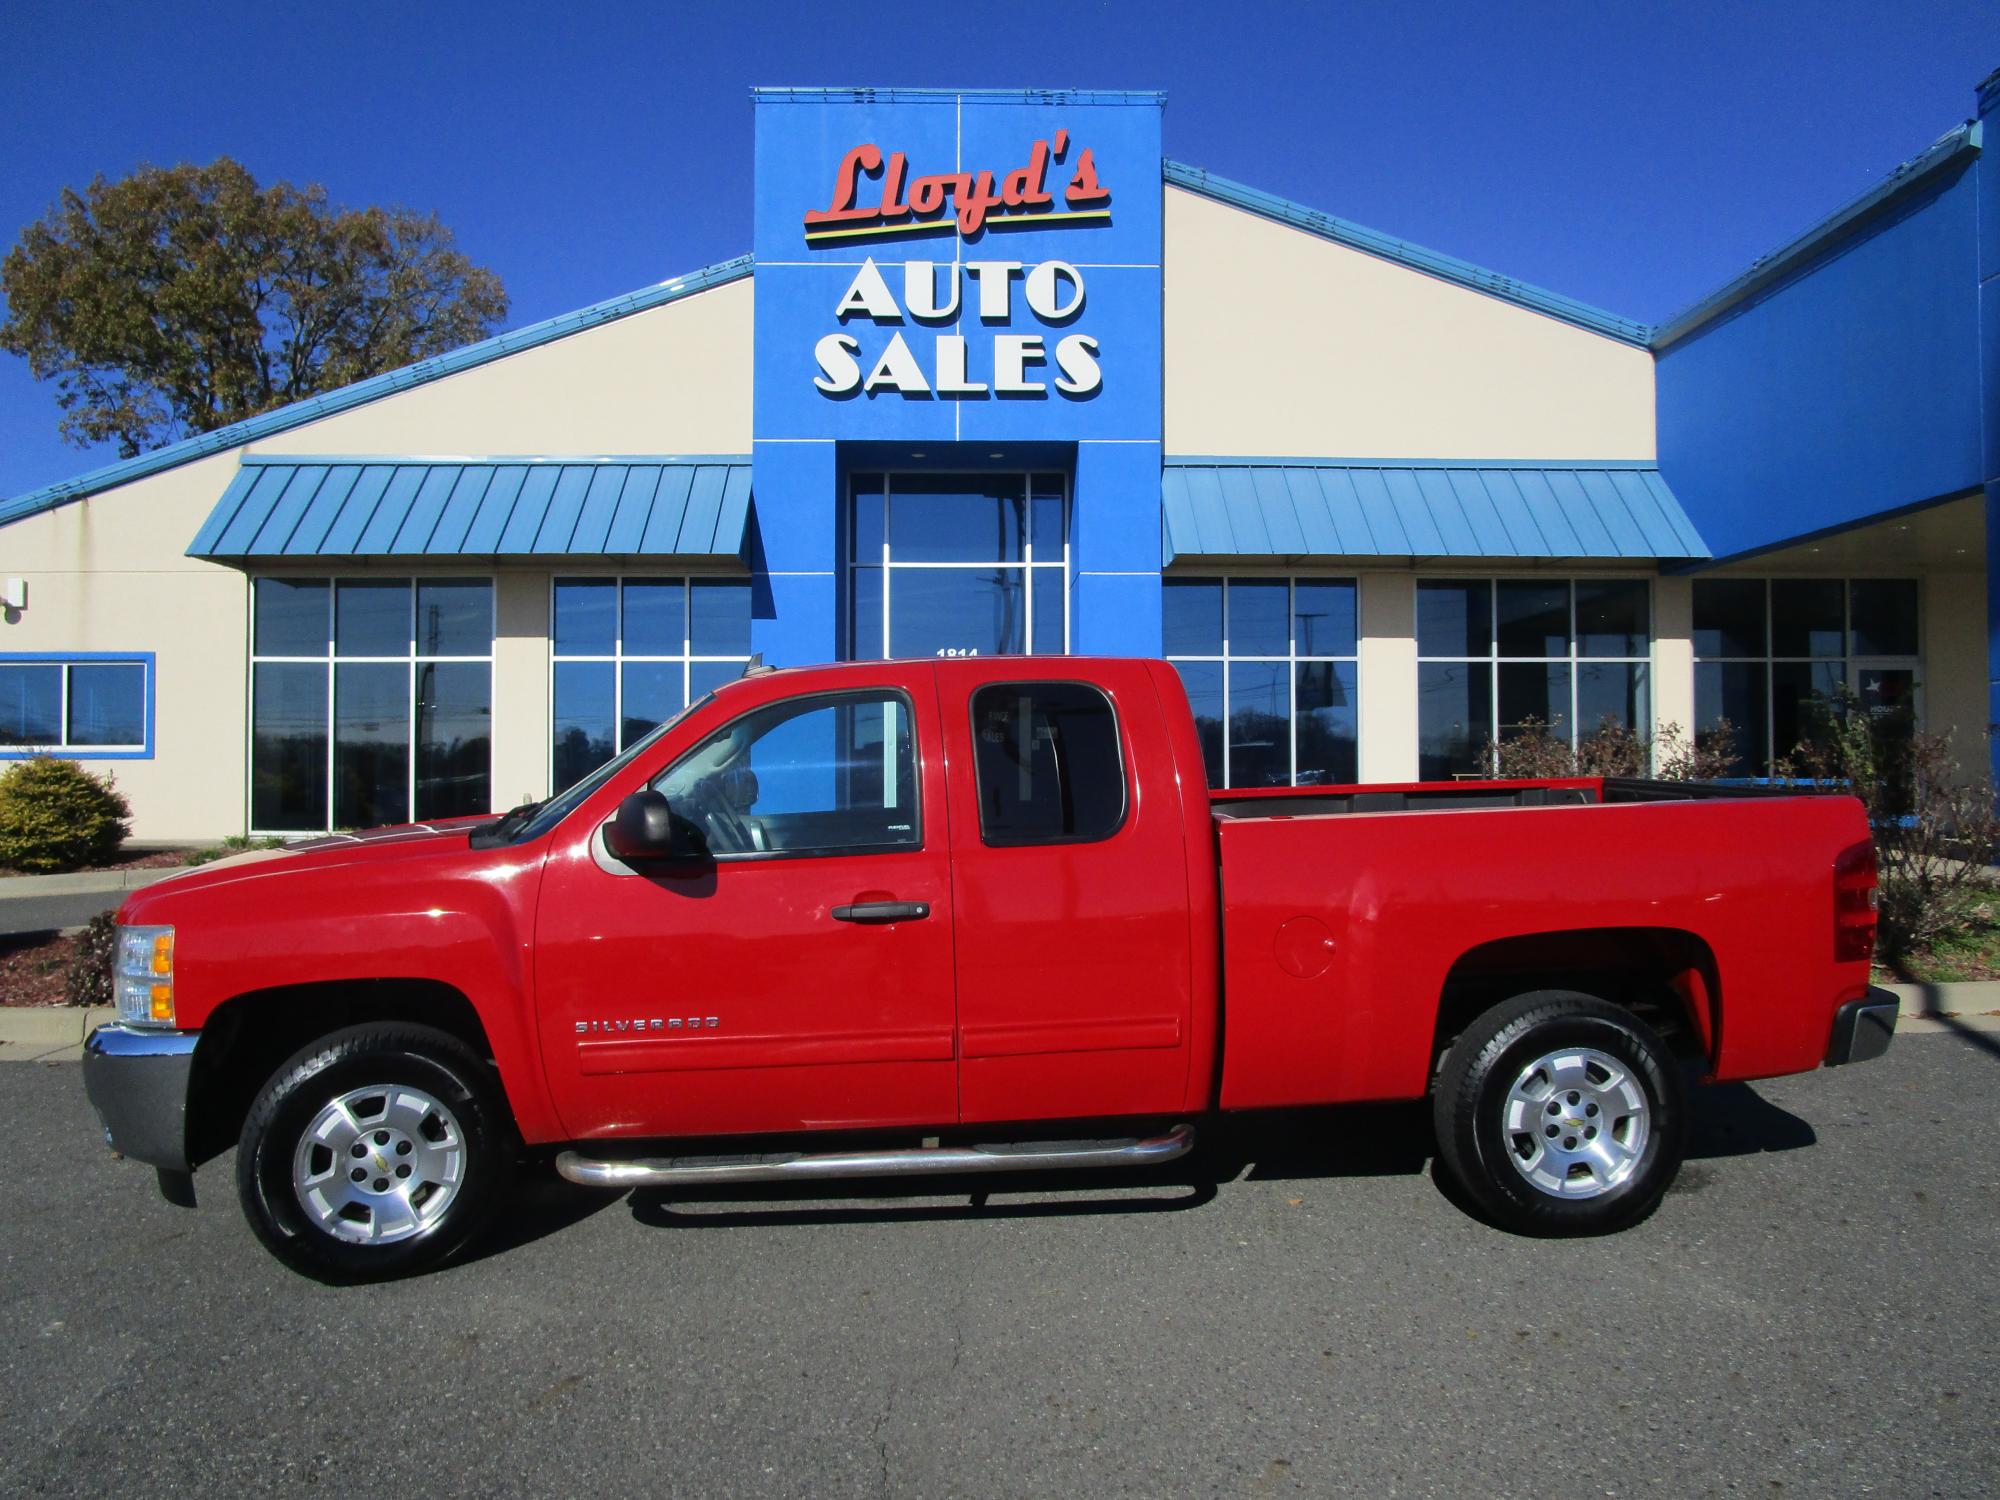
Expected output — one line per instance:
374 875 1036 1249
2 0 1996 500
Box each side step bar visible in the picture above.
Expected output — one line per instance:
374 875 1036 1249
555 1123 1195 1190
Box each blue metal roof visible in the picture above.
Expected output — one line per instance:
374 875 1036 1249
188 456 753 560
1162 162 1654 347
0 257 753 531
1652 120 1981 350
1161 460 1709 564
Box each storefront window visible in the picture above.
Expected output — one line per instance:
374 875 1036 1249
549 576 752 791
250 577 493 832
1693 577 1919 776
1164 576 1359 787
1417 578 1651 779
847 472 1067 658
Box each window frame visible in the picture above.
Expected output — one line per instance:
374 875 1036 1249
647 687 924 862
844 469 1071 660
1415 573 1654 777
1161 572 1362 789
1692 574 1923 775
0 652 156 760
246 575 495 835
548 572 754 791
969 679 1130 849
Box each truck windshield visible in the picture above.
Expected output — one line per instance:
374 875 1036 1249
481 693 715 848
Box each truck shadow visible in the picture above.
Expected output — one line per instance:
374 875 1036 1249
613 1086 1814 1231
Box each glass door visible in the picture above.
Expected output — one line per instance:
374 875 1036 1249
846 472 1069 660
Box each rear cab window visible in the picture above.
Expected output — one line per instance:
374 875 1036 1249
969 682 1126 846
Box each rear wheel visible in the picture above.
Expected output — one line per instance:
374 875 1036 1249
236 1023 510 1282
1432 991 1686 1236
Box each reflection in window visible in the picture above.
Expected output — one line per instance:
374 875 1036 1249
847 472 1067 659
970 682 1124 844
550 575 752 791
656 692 918 856
1 658 149 753
1417 578 1651 778
250 576 491 832
1164 576 1358 788
1693 577 1920 775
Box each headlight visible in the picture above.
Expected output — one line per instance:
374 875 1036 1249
114 924 176 1027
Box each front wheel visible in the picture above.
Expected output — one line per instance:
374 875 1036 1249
236 1023 511 1282
1432 991 1686 1236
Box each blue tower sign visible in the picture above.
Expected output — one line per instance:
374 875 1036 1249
751 88 1166 666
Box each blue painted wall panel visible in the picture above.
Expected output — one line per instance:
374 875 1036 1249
1656 164 1984 559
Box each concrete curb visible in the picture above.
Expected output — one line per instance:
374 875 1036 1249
1875 979 2000 1018
0 866 185 898
0 1007 116 1063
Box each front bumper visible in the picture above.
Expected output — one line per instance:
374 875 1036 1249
1825 988 1900 1067
81 1024 198 1171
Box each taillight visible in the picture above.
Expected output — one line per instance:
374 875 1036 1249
1834 841 1878 963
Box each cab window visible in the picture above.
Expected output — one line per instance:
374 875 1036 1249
653 691 918 857
970 682 1126 846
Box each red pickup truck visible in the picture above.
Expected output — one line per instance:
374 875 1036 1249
83 657 1897 1281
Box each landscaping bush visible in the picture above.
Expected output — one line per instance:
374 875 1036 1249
1487 717 1737 782
1774 688 2000 964
64 911 118 1007
0 756 132 873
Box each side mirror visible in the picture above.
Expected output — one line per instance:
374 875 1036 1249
604 790 706 862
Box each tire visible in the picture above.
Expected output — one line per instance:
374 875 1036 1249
236 1023 511 1283
1432 991 1686 1236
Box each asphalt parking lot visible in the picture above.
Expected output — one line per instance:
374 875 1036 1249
3 1032 1995 1498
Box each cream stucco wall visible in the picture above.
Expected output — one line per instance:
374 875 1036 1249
0 279 753 841
0 452 252 840
1651 575 1695 763
1162 186 1655 461
1357 573 1418 781
250 277 753 456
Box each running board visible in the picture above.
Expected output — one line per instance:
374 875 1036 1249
555 1123 1195 1189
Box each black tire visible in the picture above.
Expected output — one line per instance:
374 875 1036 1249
236 1023 511 1283
1432 991 1686 1236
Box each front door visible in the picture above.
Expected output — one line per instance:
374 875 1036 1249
535 669 958 1141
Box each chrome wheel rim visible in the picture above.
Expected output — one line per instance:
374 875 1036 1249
291 1085 466 1245
1500 1046 1649 1199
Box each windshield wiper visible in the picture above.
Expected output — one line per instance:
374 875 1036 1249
469 798 544 850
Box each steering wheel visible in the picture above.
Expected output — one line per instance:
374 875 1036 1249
680 777 755 854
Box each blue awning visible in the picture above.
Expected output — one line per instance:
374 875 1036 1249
1162 460 1710 564
188 456 753 560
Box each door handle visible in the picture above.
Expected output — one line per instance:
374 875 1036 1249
831 901 930 923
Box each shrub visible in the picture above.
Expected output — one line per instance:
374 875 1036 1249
0 756 132 873
64 910 119 1007
182 834 285 867
1774 688 2000 963
1488 717 1737 782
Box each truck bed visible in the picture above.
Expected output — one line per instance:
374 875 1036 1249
1209 776 1802 820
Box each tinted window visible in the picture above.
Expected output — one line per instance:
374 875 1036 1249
657 692 918 857
970 682 1125 845
1417 581 1491 657
0 664 62 745
1771 579 1844 658
1692 578 1765 658
66 664 146 746
1849 579 1918 657
254 578 329 656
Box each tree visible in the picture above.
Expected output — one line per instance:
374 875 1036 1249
1 157 507 456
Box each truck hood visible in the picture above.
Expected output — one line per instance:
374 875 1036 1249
123 816 496 914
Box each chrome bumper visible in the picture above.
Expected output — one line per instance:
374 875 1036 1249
1825 988 1900 1067
81 1024 199 1172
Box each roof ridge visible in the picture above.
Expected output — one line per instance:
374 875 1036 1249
1651 120 1980 350
0 255 755 529
1161 160 1654 347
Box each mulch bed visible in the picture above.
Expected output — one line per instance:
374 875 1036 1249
0 847 192 879
0 931 83 1007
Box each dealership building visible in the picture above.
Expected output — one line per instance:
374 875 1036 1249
2 76 1997 841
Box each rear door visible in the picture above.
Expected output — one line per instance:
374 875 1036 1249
938 662 1198 1123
